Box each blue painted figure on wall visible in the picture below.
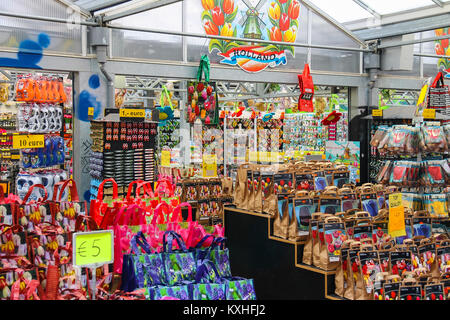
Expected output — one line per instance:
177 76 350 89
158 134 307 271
0 33 50 69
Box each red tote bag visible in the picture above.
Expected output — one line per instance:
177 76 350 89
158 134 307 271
298 64 315 113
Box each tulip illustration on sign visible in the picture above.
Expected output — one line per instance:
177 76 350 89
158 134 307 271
434 27 450 78
200 0 301 73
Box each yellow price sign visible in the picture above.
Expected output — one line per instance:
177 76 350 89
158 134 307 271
11 154 21 160
87 107 94 116
161 150 171 167
72 230 114 267
12 135 44 149
388 193 406 238
372 109 383 117
422 108 436 119
119 108 146 118
202 154 217 178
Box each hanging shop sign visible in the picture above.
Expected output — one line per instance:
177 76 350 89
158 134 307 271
200 0 300 73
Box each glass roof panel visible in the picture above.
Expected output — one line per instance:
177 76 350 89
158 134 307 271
362 0 435 15
309 0 374 23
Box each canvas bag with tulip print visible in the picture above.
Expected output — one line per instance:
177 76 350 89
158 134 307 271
187 55 218 125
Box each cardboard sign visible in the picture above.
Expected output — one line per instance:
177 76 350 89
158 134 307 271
12 135 44 149
417 84 428 106
161 150 171 167
202 154 217 178
422 108 436 119
388 193 406 238
72 230 114 267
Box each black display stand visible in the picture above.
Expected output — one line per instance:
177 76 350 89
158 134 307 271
224 206 342 300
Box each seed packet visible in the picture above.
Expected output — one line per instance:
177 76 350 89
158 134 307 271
209 179 222 198
312 171 327 191
324 218 347 262
395 217 413 244
324 169 335 187
353 223 373 242
441 273 450 300
399 280 422 300
360 193 379 217
424 283 445 300
389 251 413 276
370 126 389 148
341 193 360 212
376 160 392 184
372 220 389 249
382 276 402 301
319 197 341 215
358 250 381 294
437 245 450 273
420 125 447 153
183 181 198 202
424 194 448 217
373 272 389 300
422 160 446 186
412 212 432 238
332 171 350 188
273 173 294 195
295 172 314 191
293 197 317 234
418 241 436 272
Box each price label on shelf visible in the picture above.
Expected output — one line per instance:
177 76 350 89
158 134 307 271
202 154 217 178
388 193 406 238
119 108 146 118
87 107 94 116
72 230 114 267
12 135 44 149
161 150 171 167
422 108 436 119
372 109 383 118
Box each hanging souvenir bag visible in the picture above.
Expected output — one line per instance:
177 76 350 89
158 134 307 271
16 184 52 233
90 178 123 229
298 64 314 112
187 55 218 125
156 85 174 127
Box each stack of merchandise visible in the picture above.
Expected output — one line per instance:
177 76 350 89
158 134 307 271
296 182 449 300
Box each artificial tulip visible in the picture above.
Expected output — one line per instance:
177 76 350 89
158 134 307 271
269 2 281 20
201 0 214 10
279 0 288 3
283 26 297 43
288 0 300 20
212 6 225 26
270 26 282 42
436 43 445 55
223 0 234 15
220 23 234 37
279 13 290 32
204 21 219 35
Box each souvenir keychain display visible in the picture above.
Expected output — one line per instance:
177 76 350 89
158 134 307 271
89 120 157 199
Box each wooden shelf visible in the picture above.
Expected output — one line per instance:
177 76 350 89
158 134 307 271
325 294 345 300
224 206 270 218
268 235 305 245
295 262 337 275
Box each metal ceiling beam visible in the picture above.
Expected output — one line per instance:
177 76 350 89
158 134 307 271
352 0 381 19
414 53 450 59
107 24 371 53
75 0 132 12
56 0 92 18
102 0 183 22
378 34 450 49
347 5 450 39
431 0 444 8
299 0 367 48
0 11 98 26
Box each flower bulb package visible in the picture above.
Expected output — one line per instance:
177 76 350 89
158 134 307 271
295 172 314 191
360 193 379 217
293 197 317 234
389 251 413 276
412 212 432 238
273 173 294 195
324 218 347 262
332 171 350 188
313 171 327 191
358 249 382 295
319 197 341 215
341 193 360 212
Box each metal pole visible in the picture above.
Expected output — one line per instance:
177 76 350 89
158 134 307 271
0 11 98 26
106 24 371 53
414 53 450 59
102 0 183 23
379 34 450 49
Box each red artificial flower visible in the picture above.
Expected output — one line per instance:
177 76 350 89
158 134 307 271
321 110 342 126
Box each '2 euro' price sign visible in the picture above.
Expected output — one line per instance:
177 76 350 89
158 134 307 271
72 230 114 267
